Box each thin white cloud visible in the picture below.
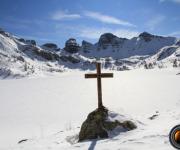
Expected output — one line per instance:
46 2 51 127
51 10 81 21
159 0 180 3
78 27 139 39
146 15 166 31
84 11 136 27
169 31 180 37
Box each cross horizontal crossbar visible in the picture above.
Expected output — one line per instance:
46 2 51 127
85 73 113 78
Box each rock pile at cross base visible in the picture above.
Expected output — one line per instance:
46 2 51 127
78 107 137 141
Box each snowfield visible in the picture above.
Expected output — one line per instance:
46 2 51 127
0 68 180 150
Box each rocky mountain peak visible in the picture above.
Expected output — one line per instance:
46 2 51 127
98 33 127 49
138 32 168 42
64 38 80 53
139 32 155 42
98 33 118 44
139 32 153 37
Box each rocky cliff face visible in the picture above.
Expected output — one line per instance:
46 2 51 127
97 33 127 50
41 43 60 51
64 38 80 53
81 40 94 53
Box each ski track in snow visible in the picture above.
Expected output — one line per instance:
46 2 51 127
0 68 180 150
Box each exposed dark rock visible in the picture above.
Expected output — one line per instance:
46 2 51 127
149 114 158 120
157 47 177 61
78 107 136 142
41 43 59 51
176 40 180 46
18 139 28 144
148 111 159 120
60 55 80 63
34 49 60 61
21 44 60 61
18 38 26 43
98 33 127 49
173 59 178 67
0 29 10 37
82 40 93 53
18 38 36 45
144 62 154 69
26 40 36 46
64 38 80 53
139 32 155 42
16 56 25 62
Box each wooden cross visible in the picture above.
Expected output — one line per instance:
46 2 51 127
85 63 113 109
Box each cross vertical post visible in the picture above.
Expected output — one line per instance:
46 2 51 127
85 62 113 109
96 63 103 108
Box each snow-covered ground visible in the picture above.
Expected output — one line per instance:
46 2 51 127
0 68 180 150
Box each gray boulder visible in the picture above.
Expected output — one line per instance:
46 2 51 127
78 107 136 142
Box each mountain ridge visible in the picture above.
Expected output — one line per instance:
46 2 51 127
0 28 179 78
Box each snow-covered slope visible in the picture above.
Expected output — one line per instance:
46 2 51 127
0 30 64 78
143 40 180 68
0 68 180 150
0 29 179 78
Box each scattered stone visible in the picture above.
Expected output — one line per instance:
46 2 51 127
149 114 158 120
149 111 159 120
18 139 28 144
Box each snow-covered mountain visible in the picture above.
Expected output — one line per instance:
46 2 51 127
80 32 176 58
0 29 179 78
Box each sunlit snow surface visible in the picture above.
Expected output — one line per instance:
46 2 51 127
0 68 180 150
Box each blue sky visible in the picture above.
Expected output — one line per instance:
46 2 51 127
0 0 180 47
